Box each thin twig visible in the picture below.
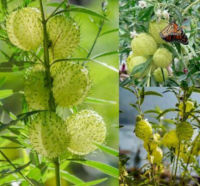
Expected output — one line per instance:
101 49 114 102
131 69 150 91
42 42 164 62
0 150 33 185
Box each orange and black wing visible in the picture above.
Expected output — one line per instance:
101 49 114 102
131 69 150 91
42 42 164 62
160 22 188 45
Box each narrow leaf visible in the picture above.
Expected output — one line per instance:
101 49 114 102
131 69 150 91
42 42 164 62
70 160 118 178
92 51 118 59
61 170 85 184
144 91 163 97
55 6 108 20
95 143 119 157
75 178 108 186
85 97 116 105
0 90 13 99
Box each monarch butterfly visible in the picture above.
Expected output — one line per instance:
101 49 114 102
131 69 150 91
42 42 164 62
160 22 188 45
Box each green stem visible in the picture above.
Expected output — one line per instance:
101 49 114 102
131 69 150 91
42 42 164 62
39 1 60 186
86 19 105 59
183 0 200 15
54 157 61 186
39 0 56 111
46 0 68 21
173 142 180 184
0 150 34 186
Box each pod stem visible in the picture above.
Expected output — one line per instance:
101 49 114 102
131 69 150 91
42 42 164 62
39 0 56 111
54 157 61 186
39 1 60 186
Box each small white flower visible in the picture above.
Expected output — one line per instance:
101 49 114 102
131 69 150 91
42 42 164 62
130 30 138 38
138 1 147 9
162 10 170 20
174 58 179 64
155 9 162 17
160 116 164 121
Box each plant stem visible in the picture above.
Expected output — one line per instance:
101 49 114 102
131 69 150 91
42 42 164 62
0 150 34 186
183 0 200 15
39 1 60 186
54 157 61 186
86 19 105 59
173 141 180 184
39 0 56 111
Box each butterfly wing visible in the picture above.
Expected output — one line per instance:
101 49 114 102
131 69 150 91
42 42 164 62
160 22 188 45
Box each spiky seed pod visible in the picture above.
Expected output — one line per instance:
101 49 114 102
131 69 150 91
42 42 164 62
24 65 50 111
131 33 157 56
135 119 153 141
144 133 160 152
161 130 179 148
153 48 172 68
29 112 69 158
66 110 106 155
126 56 148 78
176 122 193 141
52 62 91 108
179 101 194 118
6 8 43 51
47 15 80 61
149 20 168 44
153 68 168 83
148 147 163 164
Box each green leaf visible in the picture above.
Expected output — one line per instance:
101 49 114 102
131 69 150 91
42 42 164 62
70 160 118 178
100 29 118 37
91 59 118 72
95 143 119 157
0 89 13 100
75 178 108 186
61 170 85 184
144 91 163 97
92 51 118 59
157 108 179 119
131 57 152 76
85 97 116 104
56 5 108 20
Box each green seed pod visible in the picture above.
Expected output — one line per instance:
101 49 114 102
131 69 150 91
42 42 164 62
24 65 50 111
6 8 43 51
144 133 160 152
29 112 69 158
178 101 194 118
161 130 179 148
66 110 106 155
153 48 172 68
126 56 148 78
149 20 168 44
131 33 157 56
135 119 153 141
153 68 168 83
52 62 91 108
176 122 193 141
148 147 163 164
47 15 80 61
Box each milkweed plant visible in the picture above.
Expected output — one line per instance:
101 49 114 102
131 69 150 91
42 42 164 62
119 0 200 87
0 0 118 185
120 86 200 185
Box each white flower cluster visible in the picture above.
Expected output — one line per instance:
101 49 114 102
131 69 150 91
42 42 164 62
155 9 170 20
138 1 147 9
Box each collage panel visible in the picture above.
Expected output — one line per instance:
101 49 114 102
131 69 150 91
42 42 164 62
119 0 200 185
0 0 118 185
119 0 200 87
120 86 200 185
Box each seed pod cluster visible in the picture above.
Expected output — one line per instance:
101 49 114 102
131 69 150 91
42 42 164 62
7 8 106 158
127 20 173 82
